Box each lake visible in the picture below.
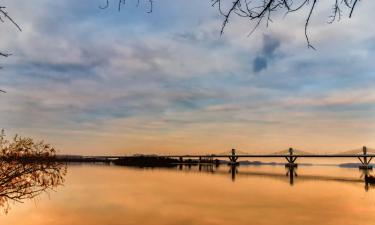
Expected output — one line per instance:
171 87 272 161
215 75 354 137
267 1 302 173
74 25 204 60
2 163 375 225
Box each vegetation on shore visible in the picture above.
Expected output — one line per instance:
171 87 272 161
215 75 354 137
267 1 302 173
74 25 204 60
113 156 180 167
0 129 66 213
0 129 57 160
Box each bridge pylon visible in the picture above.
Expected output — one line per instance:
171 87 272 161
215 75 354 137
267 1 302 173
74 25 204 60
285 147 298 168
359 146 373 170
228 149 239 165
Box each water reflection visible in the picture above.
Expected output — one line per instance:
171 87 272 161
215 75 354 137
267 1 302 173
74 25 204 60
173 163 375 191
229 164 238 182
224 164 298 185
3 164 375 225
285 166 297 186
361 169 375 191
0 161 66 213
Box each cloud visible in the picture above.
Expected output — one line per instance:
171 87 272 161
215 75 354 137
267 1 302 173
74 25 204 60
1 0 375 153
253 56 267 73
252 34 281 73
262 34 281 56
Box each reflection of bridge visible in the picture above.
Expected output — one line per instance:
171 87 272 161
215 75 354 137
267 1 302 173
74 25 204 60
176 163 375 192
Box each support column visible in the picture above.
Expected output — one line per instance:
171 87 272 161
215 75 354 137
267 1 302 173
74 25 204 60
359 146 373 170
228 148 239 165
285 147 298 168
228 149 239 181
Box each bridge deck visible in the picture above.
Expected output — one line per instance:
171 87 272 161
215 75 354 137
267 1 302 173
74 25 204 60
85 154 375 159
160 154 375 158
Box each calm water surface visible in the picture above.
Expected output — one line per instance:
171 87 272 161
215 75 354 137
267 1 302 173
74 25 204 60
3 164 375 225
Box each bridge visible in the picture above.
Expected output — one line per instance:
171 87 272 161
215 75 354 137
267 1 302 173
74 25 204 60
161 146 375 170
70 146 375 170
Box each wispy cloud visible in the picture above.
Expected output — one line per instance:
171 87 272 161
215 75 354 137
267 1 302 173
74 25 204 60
0 0 375 154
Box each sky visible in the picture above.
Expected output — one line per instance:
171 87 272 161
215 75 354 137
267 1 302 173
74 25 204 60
0 0 374 155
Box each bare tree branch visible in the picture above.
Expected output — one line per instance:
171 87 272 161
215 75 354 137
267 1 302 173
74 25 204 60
0 6 22 93
0 6 22 32
211 0 363 48
0 6 21 57
99 0 110 9
98 0 363 48
100 0 153 13
305 0 318 50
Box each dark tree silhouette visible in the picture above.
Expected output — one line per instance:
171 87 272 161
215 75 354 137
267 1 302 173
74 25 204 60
0 130 66 213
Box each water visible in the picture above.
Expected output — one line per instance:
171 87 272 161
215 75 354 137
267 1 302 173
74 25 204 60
2 164 375 225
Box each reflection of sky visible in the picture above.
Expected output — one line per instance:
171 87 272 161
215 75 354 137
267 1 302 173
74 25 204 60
2 165 375 225
0 0 374 154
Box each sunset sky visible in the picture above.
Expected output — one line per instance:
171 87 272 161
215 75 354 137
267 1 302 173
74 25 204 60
0 0 374 155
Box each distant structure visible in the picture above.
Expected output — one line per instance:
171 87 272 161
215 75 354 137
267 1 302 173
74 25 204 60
56 146 375 170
